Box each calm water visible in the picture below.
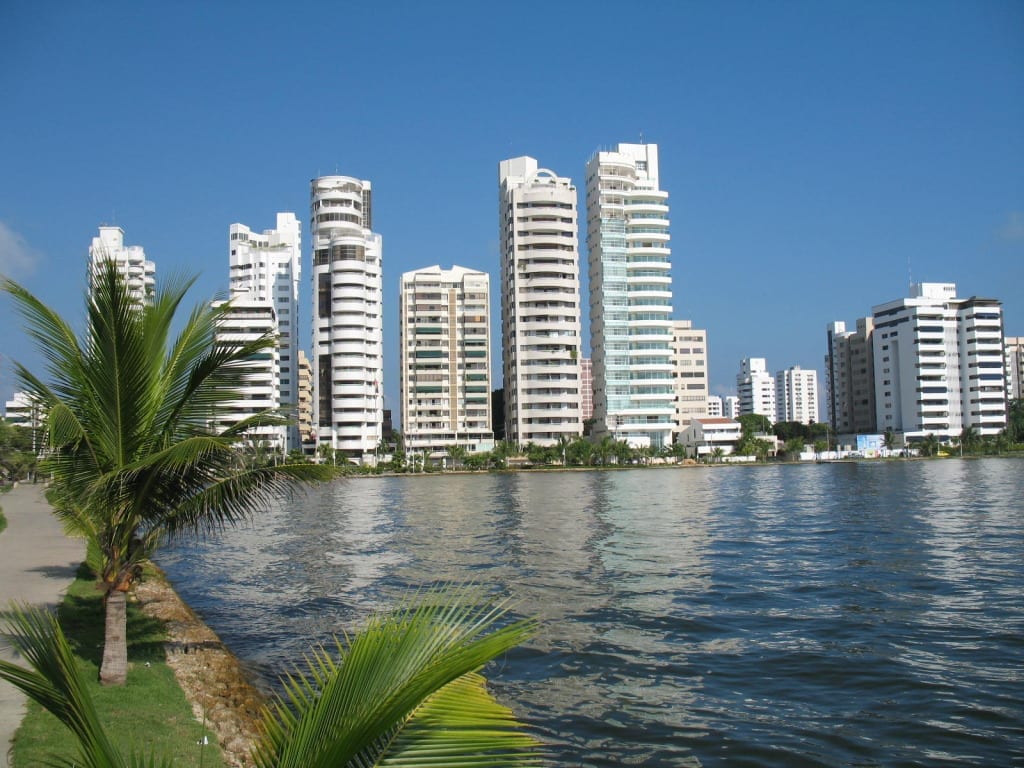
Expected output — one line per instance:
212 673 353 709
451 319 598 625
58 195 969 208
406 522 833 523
158 459 1024 767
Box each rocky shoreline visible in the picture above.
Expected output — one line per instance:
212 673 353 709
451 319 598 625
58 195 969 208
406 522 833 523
134 569 265 768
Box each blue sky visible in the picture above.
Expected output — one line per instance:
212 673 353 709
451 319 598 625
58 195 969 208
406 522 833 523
2 1 1022 414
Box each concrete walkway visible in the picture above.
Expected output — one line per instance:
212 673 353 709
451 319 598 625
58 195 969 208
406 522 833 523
0 483 84 767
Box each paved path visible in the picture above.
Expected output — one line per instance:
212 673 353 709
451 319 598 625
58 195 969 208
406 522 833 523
0 483 84 767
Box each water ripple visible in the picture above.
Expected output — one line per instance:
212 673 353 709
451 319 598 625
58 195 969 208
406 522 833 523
158 459 1024 767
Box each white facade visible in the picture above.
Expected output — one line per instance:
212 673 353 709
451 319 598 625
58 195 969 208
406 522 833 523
400 265 494 458
310 175 384 460
211 299 282 449
586 143 674 449
499 156 583 446
737 358 776 423
89 226 155 303
226 213 301 451
723 395 740 419
775 365 819 425
1007 337 1024 401
3 391 41 427
671 320 709 432
706 394 723 417
678 417 741 458
872 282 1006 440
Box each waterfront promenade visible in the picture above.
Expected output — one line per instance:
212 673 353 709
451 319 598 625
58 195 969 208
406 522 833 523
0 483 84 767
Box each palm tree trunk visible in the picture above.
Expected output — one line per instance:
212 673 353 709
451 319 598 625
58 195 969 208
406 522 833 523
100 590 129 686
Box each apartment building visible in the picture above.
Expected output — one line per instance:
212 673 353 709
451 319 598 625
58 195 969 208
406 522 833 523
872 282 1006 440
310 175 384 461
498 156 583 446
825 318 877 436
586 143 674 449
210 299 281 448
723 395 740 419
706 395 723 418
399 265 493 460
671 320 709 433
1006 337 1023 401
775 365 819 425
297 350 315 452
3 391 41 427
225 213 301 451
737 357 777 423
89 226 155 303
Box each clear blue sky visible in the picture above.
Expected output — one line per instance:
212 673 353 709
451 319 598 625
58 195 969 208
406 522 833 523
2 1 1022 414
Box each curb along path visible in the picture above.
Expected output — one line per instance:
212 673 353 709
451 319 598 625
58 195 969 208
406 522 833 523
0 483 85 767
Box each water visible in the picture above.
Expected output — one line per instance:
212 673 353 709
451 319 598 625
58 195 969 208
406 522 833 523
157 459 1024 766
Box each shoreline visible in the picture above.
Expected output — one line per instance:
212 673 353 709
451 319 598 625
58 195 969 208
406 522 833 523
133 568 265 768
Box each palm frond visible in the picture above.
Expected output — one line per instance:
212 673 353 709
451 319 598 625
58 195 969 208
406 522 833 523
0 604 128 768
252 585 541 768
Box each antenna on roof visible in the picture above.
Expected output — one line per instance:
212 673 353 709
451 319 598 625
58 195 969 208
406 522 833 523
639 130 644 145
908 254 913 292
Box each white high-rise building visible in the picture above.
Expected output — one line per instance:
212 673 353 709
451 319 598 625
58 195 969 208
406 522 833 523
737 358 777 423
1006 337 1024 401
400 265 494 460
775 365 819 425
226 213 302 451
671 320 709 432
310 175 384 461
89 226 155 303
498 156 583 446
586 143 674 449
211 299 282 449
872 282 1006 440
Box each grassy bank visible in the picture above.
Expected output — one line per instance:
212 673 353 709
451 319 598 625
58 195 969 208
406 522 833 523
9 564 224 767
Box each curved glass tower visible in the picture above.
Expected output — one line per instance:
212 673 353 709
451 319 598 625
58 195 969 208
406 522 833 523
586 143 674 450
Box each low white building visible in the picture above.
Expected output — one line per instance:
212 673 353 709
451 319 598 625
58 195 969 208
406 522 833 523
3 391 42 427
678 417 742 459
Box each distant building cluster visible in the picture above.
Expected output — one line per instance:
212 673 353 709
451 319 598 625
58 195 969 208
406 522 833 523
826 282 1010 446
6 147 1019 463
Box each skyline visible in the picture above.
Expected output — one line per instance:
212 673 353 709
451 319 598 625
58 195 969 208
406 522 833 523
2 2 1022 414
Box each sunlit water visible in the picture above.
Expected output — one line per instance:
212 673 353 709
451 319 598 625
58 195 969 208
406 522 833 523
158 459 1024 766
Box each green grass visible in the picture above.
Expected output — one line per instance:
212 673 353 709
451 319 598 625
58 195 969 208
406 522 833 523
9 564 225 767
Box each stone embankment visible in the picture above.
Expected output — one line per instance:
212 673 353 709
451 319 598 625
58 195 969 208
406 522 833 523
134 573 266 768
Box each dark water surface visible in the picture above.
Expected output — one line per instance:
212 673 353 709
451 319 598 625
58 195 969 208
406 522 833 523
158 459 1024 766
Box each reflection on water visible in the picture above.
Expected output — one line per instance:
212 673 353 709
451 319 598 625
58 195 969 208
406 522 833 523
158 459 1024 767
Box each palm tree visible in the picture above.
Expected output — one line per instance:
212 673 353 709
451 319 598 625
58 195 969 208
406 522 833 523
0 588 542 768
446 443 467 470
919 433 939 457
959 426 979 455
3 263 334 685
